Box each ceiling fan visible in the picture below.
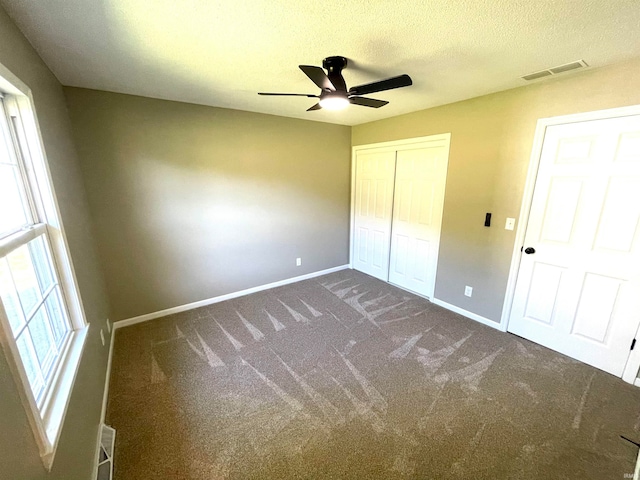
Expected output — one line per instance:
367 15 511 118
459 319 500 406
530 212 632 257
258 56 412 111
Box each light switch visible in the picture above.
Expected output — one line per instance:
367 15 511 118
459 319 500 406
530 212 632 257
505 218 516 230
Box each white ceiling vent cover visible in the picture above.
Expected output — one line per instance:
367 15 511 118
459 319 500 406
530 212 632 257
522 60 588 81
96 424 116 480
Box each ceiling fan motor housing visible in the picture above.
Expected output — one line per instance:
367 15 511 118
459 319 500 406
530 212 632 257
322 56 348 92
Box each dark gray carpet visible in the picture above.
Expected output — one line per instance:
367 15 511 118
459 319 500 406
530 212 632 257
107 269 640 479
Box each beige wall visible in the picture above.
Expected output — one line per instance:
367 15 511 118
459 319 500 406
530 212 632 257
0 5 111 480
64 88 352 321
353 59 640 323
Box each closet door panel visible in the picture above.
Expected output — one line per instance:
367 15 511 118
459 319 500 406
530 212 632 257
352 150 396 280
388 145 447 297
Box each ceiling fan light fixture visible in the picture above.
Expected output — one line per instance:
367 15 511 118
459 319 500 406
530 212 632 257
319 94 349 110
259 56 413 112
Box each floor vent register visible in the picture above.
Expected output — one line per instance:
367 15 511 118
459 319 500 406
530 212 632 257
96 424 116 480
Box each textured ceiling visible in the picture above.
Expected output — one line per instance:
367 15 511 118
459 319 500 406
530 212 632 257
2 0 640 126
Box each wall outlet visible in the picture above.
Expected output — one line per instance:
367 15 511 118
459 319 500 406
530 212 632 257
106 318 111 333
464 286 473 297
505 217 516 231
100 329 105 346
296 257 302 266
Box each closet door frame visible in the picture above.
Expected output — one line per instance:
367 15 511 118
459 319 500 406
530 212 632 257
349 133 451 297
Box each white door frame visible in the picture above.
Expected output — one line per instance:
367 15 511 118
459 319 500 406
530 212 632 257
500 104 640 385
350 133 451 299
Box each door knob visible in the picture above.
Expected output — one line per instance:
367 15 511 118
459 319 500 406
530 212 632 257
524 247 536 254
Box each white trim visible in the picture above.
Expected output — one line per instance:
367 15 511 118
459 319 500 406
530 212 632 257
431 297 505 331
7 94 88 329
91 424 105 480
41 327 89 469
634 449 640 480
0 305 89 470
0 301 50 460
0 62 30 96
0 62 91 468
100 327 115 423
623 320 640 384
352 133 452 152
498 116 548 333
114 265 350 330
349 145 357 270
92 327 116 479
349 134 451 298
500 103 640 385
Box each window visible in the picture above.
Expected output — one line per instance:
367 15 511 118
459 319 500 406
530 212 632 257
0 236 72 404
0 71 88 470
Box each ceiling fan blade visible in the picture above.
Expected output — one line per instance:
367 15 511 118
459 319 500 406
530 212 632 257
307 103 322 111
348 74 412 96
349 97 389 108
258 92 319 97
299 65 336 91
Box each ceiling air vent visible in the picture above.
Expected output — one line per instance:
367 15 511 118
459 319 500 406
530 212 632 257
521 60 588 81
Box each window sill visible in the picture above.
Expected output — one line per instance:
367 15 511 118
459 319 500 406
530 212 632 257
39 324 89 470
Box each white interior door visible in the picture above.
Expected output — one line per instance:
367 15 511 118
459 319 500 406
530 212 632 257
388 144 448 298
508 115 640 376
351 150 396 281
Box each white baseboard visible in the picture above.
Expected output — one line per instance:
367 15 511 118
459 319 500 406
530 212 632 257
92 325 115 478
113 264 350 330
431 297 506 331
100 328 116 422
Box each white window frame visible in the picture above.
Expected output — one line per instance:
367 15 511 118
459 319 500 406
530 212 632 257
0 63 89 470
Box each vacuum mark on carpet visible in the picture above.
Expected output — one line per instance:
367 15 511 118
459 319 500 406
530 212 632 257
273 350 344 425
332 283 362 299
327 310 349 329
435 348 503 391
417 334 472 372
369 300 409 320
299 298 323 318
242 357 304 411
389 333 424 359
573 372 596 430
279 300 311 324
321 277 354 291
175 324 185 339
514 381 538 401
362 293 390 308
197 332 226 368
150 353 167 384
237 311 265 341
337 349 388 412
264 309 286 332
451 422 487 474
330 375 386 433
216 319 245 351
379 316 410 325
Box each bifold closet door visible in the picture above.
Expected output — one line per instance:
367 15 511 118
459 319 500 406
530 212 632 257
388 145 448 298
351 150 396 280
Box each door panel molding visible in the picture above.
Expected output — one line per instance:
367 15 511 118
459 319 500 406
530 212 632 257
501 103 640 384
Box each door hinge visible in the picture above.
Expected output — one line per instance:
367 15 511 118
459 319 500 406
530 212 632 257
631 338 636 351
